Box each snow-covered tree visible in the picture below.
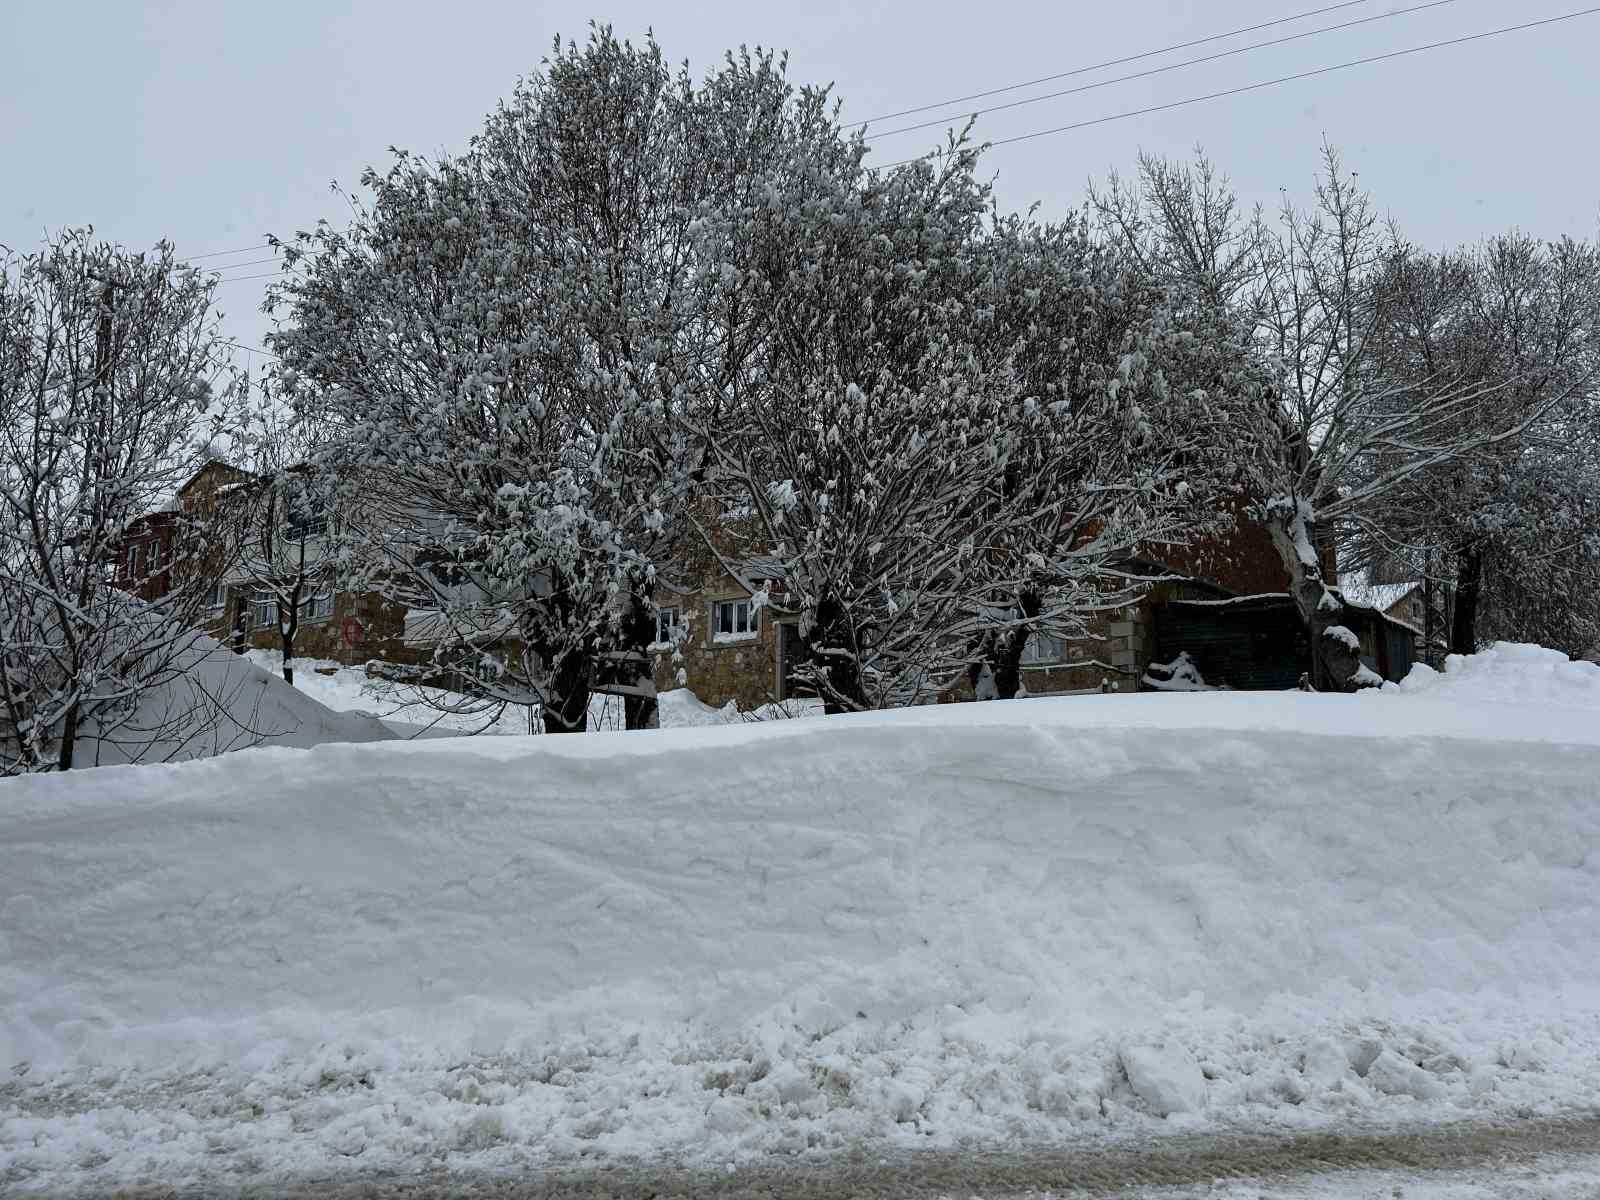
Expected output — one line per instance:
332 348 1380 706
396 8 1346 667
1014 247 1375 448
1096 146 1596 690
1358 233 1600 655
960 209 1246 699
700 139 1009 711
704 138 1243 709
268 28 858 731
0 230 234 772
217 379 336 687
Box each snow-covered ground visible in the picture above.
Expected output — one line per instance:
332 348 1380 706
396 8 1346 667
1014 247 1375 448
3 645 1599 1195
242 649 819 737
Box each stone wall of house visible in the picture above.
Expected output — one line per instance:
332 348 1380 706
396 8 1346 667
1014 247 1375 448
650 515 785 712
204 586 423 668
173 461 427 672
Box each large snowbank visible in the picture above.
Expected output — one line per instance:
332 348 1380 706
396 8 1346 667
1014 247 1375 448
3 645 1600 1191
69 635 391 768
1382 641 1600 711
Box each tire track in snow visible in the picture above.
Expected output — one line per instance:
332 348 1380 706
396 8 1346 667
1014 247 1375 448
35 1115 1600 1199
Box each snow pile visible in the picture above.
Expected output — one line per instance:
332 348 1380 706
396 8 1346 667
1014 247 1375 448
657 688 823 726
243 650 534 737
4 654 1600 1190
70 635 391 768
1385 641 1600 710
1141 650 1219 692
236 654 816 736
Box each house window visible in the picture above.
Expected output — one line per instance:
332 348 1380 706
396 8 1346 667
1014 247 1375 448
207 582 227 611
299 588 334 623
1021 630 1066 665
655 606 681 645
126 544 141 579
251 590 277 629
148 539 163 573
285 506 328 542
713 599 755 639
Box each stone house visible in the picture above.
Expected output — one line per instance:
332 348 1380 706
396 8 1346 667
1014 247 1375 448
122 463 1367 706
110 509 184 604
130 460 422 668
650 505 1319 709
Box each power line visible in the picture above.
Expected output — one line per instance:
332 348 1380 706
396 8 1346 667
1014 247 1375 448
204 255 280 273
873 0 1462 140
218 339 280 360
211 271 288 283
858 0 1375 126
875 7 1600 170
180 242 272 261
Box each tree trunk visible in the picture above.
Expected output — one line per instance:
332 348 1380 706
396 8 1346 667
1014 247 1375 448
620 592 659 731
1451 546 1483 656
990 638 1025 701
279 593 300 686
57 700 80 772
541 650 590 734
1264 497 1368 692
1422 549 1435 669
988 591 1042 701
810 596 868 714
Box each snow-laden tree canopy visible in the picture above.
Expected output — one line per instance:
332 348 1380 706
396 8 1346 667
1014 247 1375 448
1 229 236 772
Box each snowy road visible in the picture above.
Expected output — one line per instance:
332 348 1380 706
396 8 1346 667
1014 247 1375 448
22 1117 1595 1197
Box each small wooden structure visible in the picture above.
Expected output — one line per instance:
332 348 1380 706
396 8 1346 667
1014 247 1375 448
1150 593 1416 691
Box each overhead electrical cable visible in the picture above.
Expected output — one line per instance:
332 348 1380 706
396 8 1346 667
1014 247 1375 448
217 339 280 360
203 256 281 273
178 243 272 261
874 7 1600 170
858 0 1376 125
871 0 1463 139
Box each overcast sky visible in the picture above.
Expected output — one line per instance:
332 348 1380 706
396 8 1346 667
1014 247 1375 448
4 0 1597 357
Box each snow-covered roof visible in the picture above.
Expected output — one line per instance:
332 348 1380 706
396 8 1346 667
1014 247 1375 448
176 459 257 495
1336 577 1421 613
1169 589 1422 636
401 606 517 649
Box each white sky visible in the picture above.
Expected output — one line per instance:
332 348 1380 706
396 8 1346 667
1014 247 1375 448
4 0 1597 359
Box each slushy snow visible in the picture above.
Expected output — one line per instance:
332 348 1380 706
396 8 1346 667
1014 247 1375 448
3 644 1599 1194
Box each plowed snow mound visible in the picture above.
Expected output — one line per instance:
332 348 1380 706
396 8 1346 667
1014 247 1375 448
1386 641 1600 710
63 633 393 768
4 647 1600 1190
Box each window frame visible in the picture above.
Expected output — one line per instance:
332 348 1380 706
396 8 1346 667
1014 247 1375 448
285 508 329 543
1020 629 1067 666
655 605 681 647
711 598 756 641
250 589 278 630
298 586 334 624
